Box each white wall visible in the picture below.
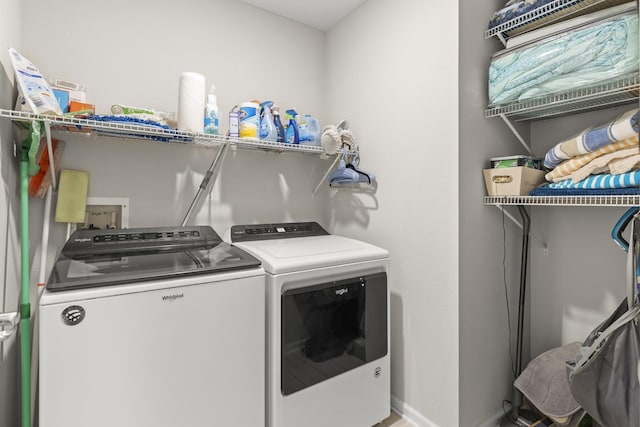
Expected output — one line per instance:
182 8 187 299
19 0 332 255
325 1 460 426
0 1 23 426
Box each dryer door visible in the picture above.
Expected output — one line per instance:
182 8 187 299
281 271 387 395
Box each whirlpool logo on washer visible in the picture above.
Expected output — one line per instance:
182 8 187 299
161 293 184 302
335 288 349 296
61 305 85 326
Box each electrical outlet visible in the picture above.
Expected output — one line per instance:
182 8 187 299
72 197 129 231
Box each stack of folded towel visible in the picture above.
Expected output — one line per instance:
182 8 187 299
532 108 639 194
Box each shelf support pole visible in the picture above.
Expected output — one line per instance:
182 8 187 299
497 32 508 48
312 154 341 196
499 114 534 156
181 142 229 226
510 206 536 425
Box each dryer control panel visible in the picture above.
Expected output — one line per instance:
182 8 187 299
230 222 329 242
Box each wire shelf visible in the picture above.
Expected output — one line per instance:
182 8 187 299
484 195 640 206
0 109 326 155
485 74 640 121
485 0 631 39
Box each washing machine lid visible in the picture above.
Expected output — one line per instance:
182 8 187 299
230 222 388 274
46 226 262 292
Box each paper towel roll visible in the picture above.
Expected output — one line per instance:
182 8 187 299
178 72 206 133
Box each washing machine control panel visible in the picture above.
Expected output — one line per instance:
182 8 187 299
230 222 329 242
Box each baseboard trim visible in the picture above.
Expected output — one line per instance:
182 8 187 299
390 395 439 427
476 404 509 427
390 397 509 427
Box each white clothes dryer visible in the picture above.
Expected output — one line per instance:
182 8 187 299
228 222 390 427
39 226 266 427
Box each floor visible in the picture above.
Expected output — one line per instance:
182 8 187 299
373 411 417 427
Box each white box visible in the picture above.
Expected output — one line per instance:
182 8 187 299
483 166 546 196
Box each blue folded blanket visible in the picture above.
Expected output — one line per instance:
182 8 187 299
529 186 640 196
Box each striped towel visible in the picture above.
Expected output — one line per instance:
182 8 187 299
547 169 640 189
545 136 639 182
544 109 639 169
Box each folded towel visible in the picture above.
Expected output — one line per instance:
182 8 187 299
569 147 639 183
544 109 639 169
547 169 640 189
609 153 640 175
545 136 638 182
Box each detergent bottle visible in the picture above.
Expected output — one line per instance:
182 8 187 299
285 109 299 144
298 115 312 144
272 105 285 143
305 114 321 146
203 85 219 135
259 101 278 142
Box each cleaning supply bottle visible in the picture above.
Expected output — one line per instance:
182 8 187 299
272 105 285 143
259 101 278 142
285 109 299 144
298 115 312 144
305 114 321 146
203 85 219 135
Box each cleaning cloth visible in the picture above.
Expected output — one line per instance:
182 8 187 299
514 342 582 420
54 170 89 223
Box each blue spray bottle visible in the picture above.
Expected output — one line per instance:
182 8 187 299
259 101 278 142
272 105 285 143
285 108 299 144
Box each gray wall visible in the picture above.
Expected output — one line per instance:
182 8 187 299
459 0 532 425
459 2 636 425
529 108 633 358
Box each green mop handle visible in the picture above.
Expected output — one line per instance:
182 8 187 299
20 153 31 427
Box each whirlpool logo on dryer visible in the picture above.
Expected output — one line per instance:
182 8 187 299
335 288 349 296
161 293 184 302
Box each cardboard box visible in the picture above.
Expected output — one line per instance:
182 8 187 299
229 112 240 137
69 101 95 114
483 166 546 196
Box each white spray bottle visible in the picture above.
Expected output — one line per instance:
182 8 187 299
204 85 219 135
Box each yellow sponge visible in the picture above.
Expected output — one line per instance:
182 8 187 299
55 170 89 223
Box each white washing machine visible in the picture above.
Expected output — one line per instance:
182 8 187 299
228 222 390 427
39 226 266 427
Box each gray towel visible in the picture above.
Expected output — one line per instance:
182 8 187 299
514 342 582 419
